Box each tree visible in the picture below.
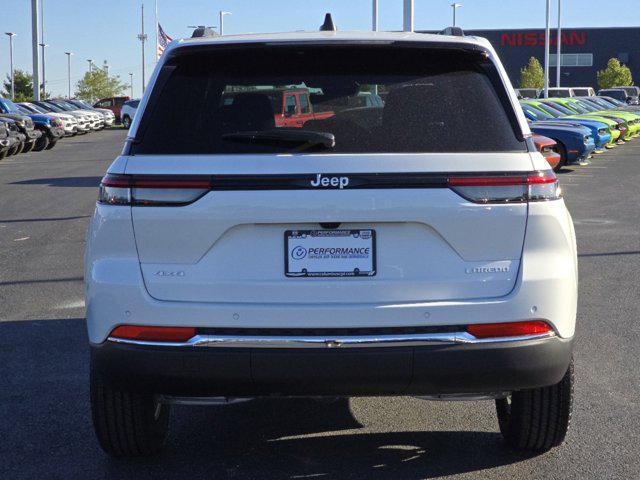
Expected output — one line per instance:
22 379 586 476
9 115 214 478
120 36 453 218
2 69 35 102
597 58 633 89
519 57 545 89
75 67 127 103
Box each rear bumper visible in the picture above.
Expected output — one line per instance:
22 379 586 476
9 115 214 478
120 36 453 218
91 335 573 397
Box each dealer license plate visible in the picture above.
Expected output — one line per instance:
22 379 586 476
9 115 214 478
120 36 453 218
285 229 376 277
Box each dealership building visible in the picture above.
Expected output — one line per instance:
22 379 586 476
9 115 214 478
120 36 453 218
451 27 640 89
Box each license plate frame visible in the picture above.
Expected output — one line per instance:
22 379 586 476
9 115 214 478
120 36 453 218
284 229 376 278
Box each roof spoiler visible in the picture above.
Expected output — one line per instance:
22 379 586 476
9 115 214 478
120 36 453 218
438 26 464 37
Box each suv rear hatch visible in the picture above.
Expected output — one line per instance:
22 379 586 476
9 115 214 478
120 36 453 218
123 42 533 304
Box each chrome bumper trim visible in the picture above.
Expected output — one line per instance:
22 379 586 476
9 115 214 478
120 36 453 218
107 331 555 348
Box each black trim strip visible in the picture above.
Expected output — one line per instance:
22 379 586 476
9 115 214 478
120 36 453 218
105 171 537 191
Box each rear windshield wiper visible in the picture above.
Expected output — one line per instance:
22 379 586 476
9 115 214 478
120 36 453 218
221 129 335 150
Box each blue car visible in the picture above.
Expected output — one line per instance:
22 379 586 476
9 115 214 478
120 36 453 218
520 101 611 152
528 121 596 169
12 101 65 151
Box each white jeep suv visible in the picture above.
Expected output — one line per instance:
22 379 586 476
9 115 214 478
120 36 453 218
86 28 577 457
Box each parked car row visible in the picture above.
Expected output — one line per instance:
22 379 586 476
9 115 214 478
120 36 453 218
518 93 640 170
0 97 116 159
516 86 639 104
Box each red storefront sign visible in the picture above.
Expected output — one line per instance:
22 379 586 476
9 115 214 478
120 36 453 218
500 31 586 47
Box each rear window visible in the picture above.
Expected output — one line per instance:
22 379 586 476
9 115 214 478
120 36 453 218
133 45 525 155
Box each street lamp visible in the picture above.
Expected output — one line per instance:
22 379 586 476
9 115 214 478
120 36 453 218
138 3 147 93
65 52 73 98
372 0 378 31
403 0 413 32
5 33 16 100
129 73 134 98
556 0 562 88
451 3 462 27
87 58 93 72
543 0 551 98
39 43 48 97
219 11 231 36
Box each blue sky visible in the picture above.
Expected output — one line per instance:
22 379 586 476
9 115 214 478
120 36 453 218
1 0 638 98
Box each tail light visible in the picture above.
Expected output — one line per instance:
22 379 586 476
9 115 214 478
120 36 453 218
540 145 554 155
448 170 561 203
466 321 554 339
99 174 210 206
99 170 561 207
110 325 196 342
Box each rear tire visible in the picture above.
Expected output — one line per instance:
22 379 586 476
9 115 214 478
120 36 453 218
556 143 568 169
45 139 57 150
496 358 573 452
33 134 50 152
90 367 170 457
21 141 35 153
122 115 131 129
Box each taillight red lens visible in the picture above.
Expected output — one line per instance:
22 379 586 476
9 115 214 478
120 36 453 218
99 174 210 206
448 171 560 203
467 321 553 339
110 325 196 342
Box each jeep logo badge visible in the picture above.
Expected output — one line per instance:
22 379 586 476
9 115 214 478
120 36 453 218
310 174 349 189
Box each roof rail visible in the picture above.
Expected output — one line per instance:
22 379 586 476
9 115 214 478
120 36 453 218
439 26 465 37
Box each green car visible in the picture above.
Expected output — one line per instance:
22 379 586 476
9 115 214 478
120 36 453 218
525 99 621 147
550 98 635 141
576 97 640 138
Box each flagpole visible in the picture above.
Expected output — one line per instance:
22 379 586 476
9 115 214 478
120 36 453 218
154 0 159 62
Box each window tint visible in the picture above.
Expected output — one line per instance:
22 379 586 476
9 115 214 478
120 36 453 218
133 46 525 154
284 95 297 115
299 94 311 114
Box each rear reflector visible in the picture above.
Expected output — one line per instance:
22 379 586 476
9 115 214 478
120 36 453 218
466 321 553 339
110 325 196 342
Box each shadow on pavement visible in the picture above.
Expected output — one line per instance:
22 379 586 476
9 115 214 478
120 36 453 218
0 319 530 480
11 176 103 187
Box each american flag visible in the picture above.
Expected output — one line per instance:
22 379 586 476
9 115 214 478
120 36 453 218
157 23 173 59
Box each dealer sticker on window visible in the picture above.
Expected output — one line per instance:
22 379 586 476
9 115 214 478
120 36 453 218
285 229 376 277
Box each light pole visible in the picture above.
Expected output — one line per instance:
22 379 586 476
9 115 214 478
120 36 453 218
372 0 378 31
39 42 48 97
103 62 109 76
403 0 414 32
65 51 73 98
5 33 16 100
87 59 93 72
129 73 134 98
31 0 41 101
451 3 462 27
219 11 231 36
40 0 45 97
556 0 562 88
543 0 551 98
138 2 147 94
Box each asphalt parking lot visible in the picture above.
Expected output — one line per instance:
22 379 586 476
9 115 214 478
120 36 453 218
0 130 639 479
